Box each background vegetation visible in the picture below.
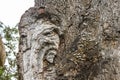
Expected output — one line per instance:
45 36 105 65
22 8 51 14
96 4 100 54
0 21 19 80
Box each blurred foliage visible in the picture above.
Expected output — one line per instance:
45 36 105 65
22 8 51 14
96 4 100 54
0 21 19 80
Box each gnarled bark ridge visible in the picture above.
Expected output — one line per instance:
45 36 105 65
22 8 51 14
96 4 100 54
17 0 120 80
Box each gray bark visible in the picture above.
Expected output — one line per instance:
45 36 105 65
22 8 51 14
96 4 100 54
17 0 120 80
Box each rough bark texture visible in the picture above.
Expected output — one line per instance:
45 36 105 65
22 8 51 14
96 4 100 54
17 0 120 80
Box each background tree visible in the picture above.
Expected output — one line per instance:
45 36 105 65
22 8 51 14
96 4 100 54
0 21 18 80
17 0 120 80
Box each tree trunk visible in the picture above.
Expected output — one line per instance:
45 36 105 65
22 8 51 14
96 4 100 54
17 0 120 80
0 36 6 67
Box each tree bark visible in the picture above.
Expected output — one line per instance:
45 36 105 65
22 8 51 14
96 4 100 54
0 36 6 67
17 0 120 80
